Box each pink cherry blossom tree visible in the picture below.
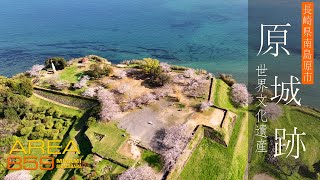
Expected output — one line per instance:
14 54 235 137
199 101 212 112
26 64 45 77
160 62 171 73
73 75 90 89
4 170 32 180
114 84 130 94
183 68 195 78
82 86 103 97
113 70 127 79
231 83 253 107
263 103 283 120
183 77 207 98
154 124 191 171
118 166 158 180
97 89 120 121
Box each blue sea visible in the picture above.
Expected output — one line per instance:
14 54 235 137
0 0 247 80
0 0 319 107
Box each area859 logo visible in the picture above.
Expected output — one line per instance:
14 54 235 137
6 139 82 170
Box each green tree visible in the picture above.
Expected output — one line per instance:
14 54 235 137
6 77 33 97
46 107 56 116
20 127 33 136
45 57 67 70
54 122 62 130
45 121 54 129
35 124 45 132
141 58 160 75
86 63 113 79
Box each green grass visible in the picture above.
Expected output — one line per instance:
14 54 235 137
28 95 83 117
58 65 82 83
95 159 126 177
47 110 91 180
179 112 246 179
34 90 97 109
249 105 320 179
85 122 135 166
214 79 239 112
141 150 163 172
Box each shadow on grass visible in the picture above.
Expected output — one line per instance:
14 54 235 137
42 108 94 179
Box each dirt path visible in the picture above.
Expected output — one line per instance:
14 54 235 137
33 92 81 110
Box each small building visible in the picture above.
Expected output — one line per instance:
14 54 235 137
79 57 89 63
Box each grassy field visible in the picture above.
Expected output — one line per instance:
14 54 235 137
213 79 245 113
34 90 97 109
179 79 249 179
49 110 91 180
28 95 83 117
85 122 135 166
58 65 82 83
249 105 320 179
179 112 246 179
141 150 163 172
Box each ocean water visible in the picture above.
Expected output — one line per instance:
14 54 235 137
0 0 248 81
1 0 319 107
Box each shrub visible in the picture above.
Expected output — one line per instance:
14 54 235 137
118 166 158 180
45 121 54 129
141 58 160 75
230 83 253 107
30 132 44 139
20 127 33 136
6 77 33 97
35 124 45 132
54 122 63 130
26 64 45 77
86 63 113 79
298 165 318 179
43 116 52 123
171 65 188 71
46 107 55 116
219 73 237 86
53 111 61 118
49 80 68 91
87 55 109 63
44 129 54 138
45 57 67 70
263 103 283 120
313 161 320 173
148 73 170 87
4 108 19 121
